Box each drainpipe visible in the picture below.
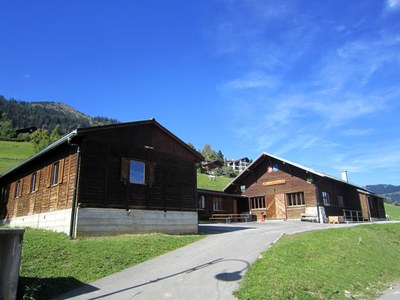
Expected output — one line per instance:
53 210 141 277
314 185 321 223
69 145 81 239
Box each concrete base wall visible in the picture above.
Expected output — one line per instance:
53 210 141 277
6 209 72 235
76 208 198 236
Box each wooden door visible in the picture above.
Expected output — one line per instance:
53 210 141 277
275 194 286 219
266 194 286 219
266 195 276 219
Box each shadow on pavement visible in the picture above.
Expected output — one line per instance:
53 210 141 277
56 258 249 299
199 224 255 234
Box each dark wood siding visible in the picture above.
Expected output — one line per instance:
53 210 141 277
77 124 198 211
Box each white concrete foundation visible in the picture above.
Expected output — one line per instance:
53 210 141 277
6 209 72 235
76 208 198 236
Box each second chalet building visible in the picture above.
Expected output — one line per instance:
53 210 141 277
199 152 385 223
0 119 203 237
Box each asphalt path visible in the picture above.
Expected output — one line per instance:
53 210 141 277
54 221 392 300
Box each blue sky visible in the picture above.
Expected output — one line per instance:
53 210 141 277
1 0 400 186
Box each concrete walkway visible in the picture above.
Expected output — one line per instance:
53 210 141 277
55 221 383 300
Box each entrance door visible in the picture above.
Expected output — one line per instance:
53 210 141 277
266 194 286 219
275 194 286 219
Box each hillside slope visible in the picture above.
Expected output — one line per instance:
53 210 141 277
0 141 34 174
0 95 118 135
366 184 400 202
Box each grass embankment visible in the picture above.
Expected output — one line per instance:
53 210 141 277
236 223 400 300
18 228 204 299
384 203 400 220
0 141 34 174
197 172 233 191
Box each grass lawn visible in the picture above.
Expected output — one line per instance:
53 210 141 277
235 223 400 300
0 141 34 174
197 172 233 191
384 203 400 220
18 228 204 299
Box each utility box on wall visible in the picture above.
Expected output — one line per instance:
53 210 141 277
0 228 25 300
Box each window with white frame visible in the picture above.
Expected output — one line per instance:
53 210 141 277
51 161 60 185
322 191 331 206
14 180 22 198
287 192 305 206
199 195 206 209
250 196 266 209
30 172 38 193
213 197 224 211
129 160 145 184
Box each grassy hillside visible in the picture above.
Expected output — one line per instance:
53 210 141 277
384 203 400 220
236 223 400 300
0 141 34 174
197 172 233 191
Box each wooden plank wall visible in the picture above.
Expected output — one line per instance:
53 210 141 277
4 149 77 219
243 166 316 219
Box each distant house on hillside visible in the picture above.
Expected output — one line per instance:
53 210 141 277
222 152 386 222
226 157 251 174
0 119 203 237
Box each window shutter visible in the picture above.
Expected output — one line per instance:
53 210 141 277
46 165 52 187
120 157 129 181
146 162 156 185
58 159 64 184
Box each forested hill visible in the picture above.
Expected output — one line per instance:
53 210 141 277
366 184 400 203
0 95 119 136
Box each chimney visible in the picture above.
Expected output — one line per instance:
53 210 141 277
341 170 348 182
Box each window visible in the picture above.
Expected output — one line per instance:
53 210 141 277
213 197 224 211
14 180 22 198
30 172 38 193
337 195 344 207
250 196 266 209
199 195 206 209
322 191 331 206
129 160 145 184
51 162 60 185
287 192 305 206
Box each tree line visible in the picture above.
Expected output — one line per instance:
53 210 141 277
0 95 118 141
189 143 238 178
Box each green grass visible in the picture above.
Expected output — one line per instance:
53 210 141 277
197 172 233 191
18 228 204 299
0 141 34 174
235 223 400 300
384 203 400 220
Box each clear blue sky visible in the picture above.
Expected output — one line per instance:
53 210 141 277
1 0 400 186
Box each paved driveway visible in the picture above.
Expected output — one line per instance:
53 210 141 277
55 221 363 300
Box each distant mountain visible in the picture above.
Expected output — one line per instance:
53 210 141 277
365 184 400 203
0 95 119 136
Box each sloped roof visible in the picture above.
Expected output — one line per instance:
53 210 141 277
224 152 376 195
0 119 203 179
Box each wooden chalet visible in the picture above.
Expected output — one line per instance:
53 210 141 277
223 152 386 223
0 119 203 237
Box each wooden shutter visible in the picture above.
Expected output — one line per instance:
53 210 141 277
46 165 52 187
120 157 130 181
146 162 156 185
58 159 64 184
